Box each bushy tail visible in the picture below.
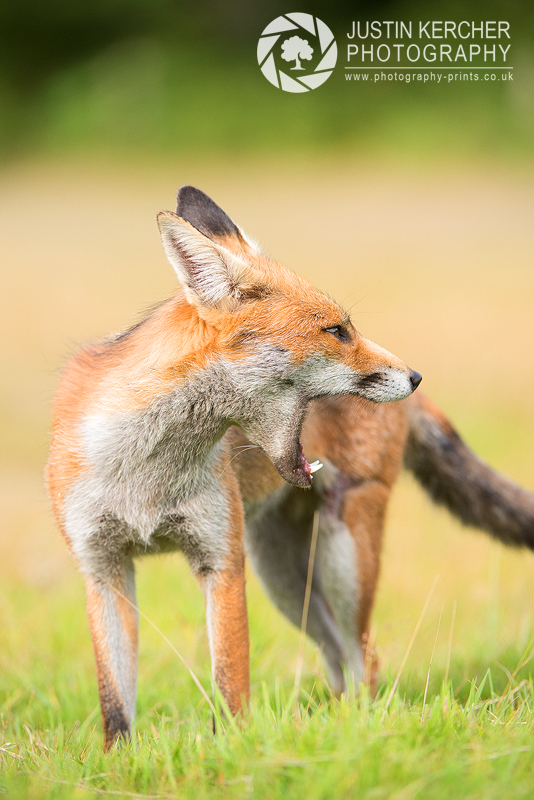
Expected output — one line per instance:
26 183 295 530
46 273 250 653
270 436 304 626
404 393 534 549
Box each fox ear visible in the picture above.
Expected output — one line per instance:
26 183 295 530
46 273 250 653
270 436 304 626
176 185 241 241
176 185 261 256
157 211 264 311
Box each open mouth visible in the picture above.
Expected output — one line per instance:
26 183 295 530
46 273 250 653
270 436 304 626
298 442 323 480
282 441 323 488
259 399 324 489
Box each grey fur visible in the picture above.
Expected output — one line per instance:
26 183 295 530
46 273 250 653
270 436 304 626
405 400 534 549
245 461 362 694
64 339 412 583
50 187 422 750
93 559 138 725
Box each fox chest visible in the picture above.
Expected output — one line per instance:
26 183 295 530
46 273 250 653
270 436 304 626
63 408 232 573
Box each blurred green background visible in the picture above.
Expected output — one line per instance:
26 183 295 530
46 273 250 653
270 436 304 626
1 0 534 771
0 0 533 161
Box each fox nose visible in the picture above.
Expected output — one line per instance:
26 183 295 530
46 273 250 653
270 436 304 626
409 370 422 390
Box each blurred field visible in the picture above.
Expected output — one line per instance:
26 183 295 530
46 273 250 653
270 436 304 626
1 157 534 795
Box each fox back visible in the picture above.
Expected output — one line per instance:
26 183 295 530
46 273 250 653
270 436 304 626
47 186 419 562
46 186 420 749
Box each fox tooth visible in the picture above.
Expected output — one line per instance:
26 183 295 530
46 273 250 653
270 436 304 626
309 460 323 474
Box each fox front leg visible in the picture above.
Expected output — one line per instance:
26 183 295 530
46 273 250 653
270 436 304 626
199 554 250 715
195 472 250 716
85 558 139 751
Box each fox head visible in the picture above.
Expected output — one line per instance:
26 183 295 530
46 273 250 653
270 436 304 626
157 186 421 488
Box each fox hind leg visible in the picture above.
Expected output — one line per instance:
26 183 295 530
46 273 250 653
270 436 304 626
245 476 355 695
337 477 389 693
245 462 386 696
313 503 364 690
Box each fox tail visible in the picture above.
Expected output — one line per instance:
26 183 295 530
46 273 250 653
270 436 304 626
404 393 534 549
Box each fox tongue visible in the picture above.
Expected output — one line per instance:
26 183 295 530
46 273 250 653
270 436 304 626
297 442 311 479
296 443 323 481
271 440 323 489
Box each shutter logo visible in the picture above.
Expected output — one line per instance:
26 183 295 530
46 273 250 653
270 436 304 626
257 13 337 92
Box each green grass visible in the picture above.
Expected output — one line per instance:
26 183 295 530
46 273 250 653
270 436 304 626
1 161 534 797
2 556 534 800
3 681 534 800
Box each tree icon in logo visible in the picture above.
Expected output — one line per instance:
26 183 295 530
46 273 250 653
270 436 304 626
281 36 313 70
257 13 337 93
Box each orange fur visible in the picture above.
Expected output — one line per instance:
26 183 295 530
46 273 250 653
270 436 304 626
47 187 421 748
86 576 138 751
56 186 521 751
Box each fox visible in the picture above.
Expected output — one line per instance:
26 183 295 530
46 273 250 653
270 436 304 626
47 186 534 752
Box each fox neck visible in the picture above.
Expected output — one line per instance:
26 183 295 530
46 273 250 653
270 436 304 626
149 355 306 476
106 297 315 487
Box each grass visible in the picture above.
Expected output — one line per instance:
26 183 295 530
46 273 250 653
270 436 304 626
4 690 534 799
2 557 534 800
1 158 534 797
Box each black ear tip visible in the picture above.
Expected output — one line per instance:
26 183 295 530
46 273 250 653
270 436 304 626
176 185 240 241
176 185 206 213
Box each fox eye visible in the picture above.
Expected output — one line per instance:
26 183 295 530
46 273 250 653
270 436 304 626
324 325 350 342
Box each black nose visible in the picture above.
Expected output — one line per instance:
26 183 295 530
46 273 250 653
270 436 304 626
409 370 422 390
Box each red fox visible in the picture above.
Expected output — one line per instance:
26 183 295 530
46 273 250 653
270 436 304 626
47 186 534 751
